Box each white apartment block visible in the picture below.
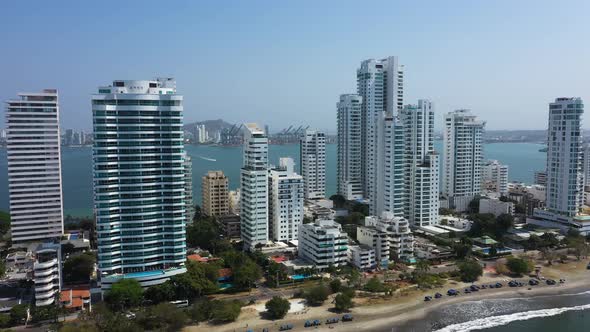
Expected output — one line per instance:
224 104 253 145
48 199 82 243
479 198 514 217
399 100 439 227
300 130 326 200
240 123 269 249
357 57 404 214
357 212 414 266
483 160 509 195
337 94 364 200
92 79 187 289
268 158 304 241
196 124 208 143
583 144 590 188
229 189 241 215
443 110 485 212
298 219 348 270
6 89 64 245
184 153 195 223
33 243 62 306
348 245 376 270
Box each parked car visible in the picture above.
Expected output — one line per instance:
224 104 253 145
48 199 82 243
447 289 459 296
435 293 443 299
279 324 293 331
424 296 432 301
326 318 339 324
342 314 354 322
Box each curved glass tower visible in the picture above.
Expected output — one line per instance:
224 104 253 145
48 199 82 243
92 79 187 289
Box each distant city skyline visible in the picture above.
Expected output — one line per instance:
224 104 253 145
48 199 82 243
1 1 590 132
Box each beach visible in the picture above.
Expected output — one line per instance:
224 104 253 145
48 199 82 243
184 260 590 332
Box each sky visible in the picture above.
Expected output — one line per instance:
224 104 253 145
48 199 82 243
1 0 590 133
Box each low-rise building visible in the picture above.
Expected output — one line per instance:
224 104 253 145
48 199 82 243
479 198 514 217
33 243 62 306
60 288 91 312
357 212 414 267
218 214 241 239
348 245 376 270
298 219 348 270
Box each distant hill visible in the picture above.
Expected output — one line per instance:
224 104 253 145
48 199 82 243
184 119 235 134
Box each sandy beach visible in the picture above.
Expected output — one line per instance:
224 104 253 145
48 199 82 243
184 260 590 332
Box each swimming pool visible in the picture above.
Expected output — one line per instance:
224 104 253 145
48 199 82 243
124 270 164 278
290 274 309 280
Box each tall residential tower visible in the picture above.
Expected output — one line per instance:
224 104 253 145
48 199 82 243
337 94 363 200
300 130 326 200
92 79 187 289
268 158 304 241
5 89 64 245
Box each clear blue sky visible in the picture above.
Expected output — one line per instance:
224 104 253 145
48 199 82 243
1 0 589 133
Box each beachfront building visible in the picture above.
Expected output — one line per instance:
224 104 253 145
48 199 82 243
442 110 486 212
202 170 229 217
5 89 64 245
348 245 376 270
479 198 514 217
375 112 405 217
534 170 547 186
357 56 404 214
298 219 348 270
398 100 439 226
337 94 364 200
92 79 187 289
33 243 62 306
240 123 269 249
357 212 414 267
528 98 589 234
483 160 509 196
300 130 326 200
184 153 195 223
268 158 304 241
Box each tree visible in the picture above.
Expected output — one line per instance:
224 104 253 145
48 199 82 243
415 260 431 276
0 211 11 236
303 284 330 306
104 279 144 311
457 260 483 282
347 268 361 288
496 214 514 233
136 302 187 332
329 279 342 293
210 300 242 323
63 252 96 284
266 261 288 287
329 194 346 209
439 207 454 216
495 261 509 275
334 293 353 311
9 304 27 325
0 261 5 279
265 296 290 320
364 276 387 293
540 247 557 265
468 197 481 214
233 259 262 289
506 257 533 276
453 243 472 259
144 281 176 304
188 299 213 323
0 314 9 328
186 217 223 253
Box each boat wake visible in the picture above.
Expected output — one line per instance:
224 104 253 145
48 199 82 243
198 156 217 162
434 303 590 332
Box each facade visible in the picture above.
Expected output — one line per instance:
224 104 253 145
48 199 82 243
5 89 64 245
298 219 348 270
196 124 208 143
202 171 229 217
300 130 326 200
337 94 364 200
357 57 404 214
218 214 241 239
348 245 376 270
33 243 62 306
268 158 304 241
240 123 269 249
479 198 514 217
483 160 509 195
228 189 241 215
357 212 414 266
443 110 486 211
584 144 590 187
398 100 439 226
92 79 187 289
375 113 404 217
184 153 195 222
534 170 547 186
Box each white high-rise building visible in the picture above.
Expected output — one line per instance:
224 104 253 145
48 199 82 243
240 123 269 249
196 124 208 143
583 144 590 188
300 130 326 200
443 110 485 212
545 98 584 216
357 212 414 266
375 113 404 217
183 153 195 223
483 160 509 196
357 57 404 214
92 79 187 289
33 243 62 306
399 100 439 227
5 89 64 245
268 158 304 241
337 94 364 200
298 219 348 270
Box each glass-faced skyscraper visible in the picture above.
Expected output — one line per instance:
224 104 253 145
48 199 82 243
92 79 187 289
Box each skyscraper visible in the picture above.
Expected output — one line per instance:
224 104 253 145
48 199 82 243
268 157 304 241
240 123 269 249
545 98 584 216
483 160 509 196
5 89 64 245
337 94 363 200
443 110 485 211
375 112 404 217
300 130 326 200
399 100 439 226
183 153 195 223
202 170 229 217
92 79 187 289
357 57 404 214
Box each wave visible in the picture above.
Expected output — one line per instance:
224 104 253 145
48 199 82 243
198 156 217 162
434 303 590 332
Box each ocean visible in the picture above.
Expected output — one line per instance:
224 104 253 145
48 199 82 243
393 288 590 331
0 141 546 217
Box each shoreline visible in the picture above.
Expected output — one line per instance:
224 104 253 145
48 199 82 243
184 273 590 332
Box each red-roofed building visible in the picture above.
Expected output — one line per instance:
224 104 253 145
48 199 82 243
187 254 220 263
60 288 91 312
270 255 287 263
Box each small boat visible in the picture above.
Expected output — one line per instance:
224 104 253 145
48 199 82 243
198 156 217 162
